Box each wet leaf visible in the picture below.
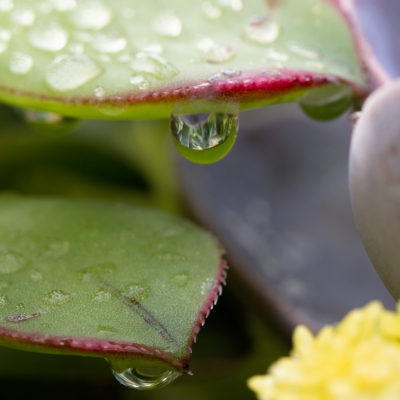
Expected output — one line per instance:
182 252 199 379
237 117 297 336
0 196 225 373
0 0 366 119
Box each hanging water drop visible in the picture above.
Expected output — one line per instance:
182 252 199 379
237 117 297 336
299 83 353 121
170 105 239 164
111 365 181 390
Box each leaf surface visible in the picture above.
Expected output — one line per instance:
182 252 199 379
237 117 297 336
0 0 366 119
0 196 224 372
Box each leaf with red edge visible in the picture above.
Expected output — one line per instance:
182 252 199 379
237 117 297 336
0 0 366 119
0 196 226 385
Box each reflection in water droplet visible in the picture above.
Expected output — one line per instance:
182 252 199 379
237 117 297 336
243 16 280 44
29 23 68 51
0 250 26 274
44 289 72 305
152 11 182 38
197 37 234 64
121 284 149 301
299 83 353 121
112 366 181 390
9 52 34 75
0 294 8 308
201 2 221 19
170 107 239 164
171 273 189 288
93 289 112 302
46 54 101 91
70 1 111 30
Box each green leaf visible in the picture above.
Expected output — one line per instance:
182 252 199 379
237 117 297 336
0 196 225 373
0 0 366 119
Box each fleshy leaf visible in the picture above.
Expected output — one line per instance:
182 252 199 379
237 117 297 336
0 196 225 372
0 0 366 119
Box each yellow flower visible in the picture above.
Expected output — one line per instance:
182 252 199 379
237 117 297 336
248 302 400 400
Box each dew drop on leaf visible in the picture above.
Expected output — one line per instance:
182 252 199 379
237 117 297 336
91 31 127 54
152 11 182 38
121 283 150 301
0 250 27 274
96 326 118 335
9 52 33 75
93 289 112 303
299 83 353 121
11 5 35 26
111 365 181 391
170 106 239 164
69 1 111 30
0 294 8 308
196 37 235 64
0 0 13 12
44 289 72 305
28 23 68 52
46 54 102 92
243 16 280 45
170 273 189 288
201 1 221 20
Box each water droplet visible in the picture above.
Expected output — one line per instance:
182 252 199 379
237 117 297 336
30 269 42 281
16 303 24 311
217 0 243 11
0 0 13 12
0 28 11 54
201 277 215 295
121 283 149 302
11 5 35 26
29 23 68 52
208 69 241 82
131 53 179 80
155 251 185 264
0 250 26 274
9 52 34 75
6 312 41 323
141 43 163 55
92 31 127 53
299 83 353 121
46 54 101 92
43 241 70 258
0 294 8 308
112 366 180 390
93 289 112 302
129 75 149 90
171 273 189 288
265 47 289 62
197 37 234 64
243 16 280 44
201 1 221 19
288 43 319 60
44 289 72 305
80 262 117 280
0 280 8 288
97 326 117 335
69 1 111 30
50 0 76 11
170 105 239 164
94 85 104 98
152 11 182 38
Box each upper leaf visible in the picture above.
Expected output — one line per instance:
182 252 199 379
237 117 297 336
0 196 225 372
0 0 366 119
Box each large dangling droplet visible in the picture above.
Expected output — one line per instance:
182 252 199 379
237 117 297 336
170 103 239 164
111 365 181 390
299 83 353 121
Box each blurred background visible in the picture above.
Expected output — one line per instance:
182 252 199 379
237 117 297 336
0 101 394 399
